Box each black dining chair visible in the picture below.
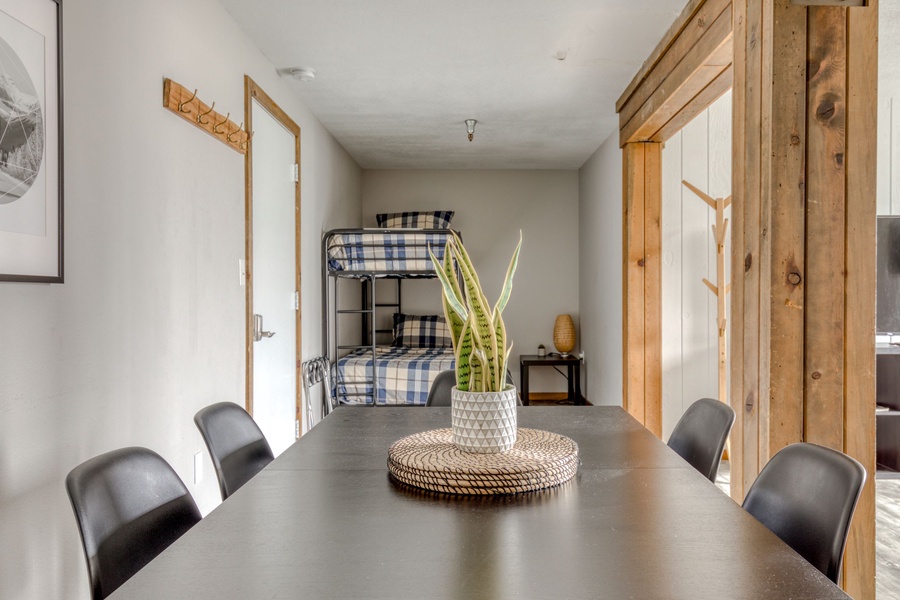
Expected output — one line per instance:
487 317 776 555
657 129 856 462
742 442 865 583
425 370 456 406
194 401 274 500
425 369 521 407
667 398 735 482
65 447 202 600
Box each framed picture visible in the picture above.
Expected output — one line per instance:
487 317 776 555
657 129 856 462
0 0 62 283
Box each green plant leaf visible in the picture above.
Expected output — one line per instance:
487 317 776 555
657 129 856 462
441 245 467 351
454 245 499 391
494 231 522 316
471 346 487 392
429 246 468 322
454 318 473 391
494 308 507 387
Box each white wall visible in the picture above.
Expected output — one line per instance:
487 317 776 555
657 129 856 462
577 131 623 406
361 170 579 396
878 1 900 216
660 91 732 440
0 1 361 599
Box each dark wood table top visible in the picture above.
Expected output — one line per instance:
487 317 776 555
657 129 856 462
520 353 582 365
109 407 849 600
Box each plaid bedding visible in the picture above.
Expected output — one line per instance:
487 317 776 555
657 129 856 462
335 346 456 405
392 313 452 348
326 231 451 273
376 211 454 229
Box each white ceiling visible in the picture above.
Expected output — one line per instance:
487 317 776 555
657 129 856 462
220 0 686 169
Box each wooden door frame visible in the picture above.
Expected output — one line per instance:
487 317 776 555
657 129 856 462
243 75 303 435
616 1 877 596
617 0 734 436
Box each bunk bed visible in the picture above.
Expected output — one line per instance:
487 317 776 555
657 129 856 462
322 215 458 406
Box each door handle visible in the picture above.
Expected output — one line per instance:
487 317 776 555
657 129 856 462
254 314 276 342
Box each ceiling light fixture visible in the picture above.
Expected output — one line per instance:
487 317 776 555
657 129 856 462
465 119 477 142
290 67 316 82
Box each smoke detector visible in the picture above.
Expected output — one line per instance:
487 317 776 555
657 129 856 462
290 68 316 82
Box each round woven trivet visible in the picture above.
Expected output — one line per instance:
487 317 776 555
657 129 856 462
387 428 579 495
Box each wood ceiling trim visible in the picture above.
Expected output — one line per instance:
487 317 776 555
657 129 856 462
618 2 734 146
618 0 731 125
652 62 733 142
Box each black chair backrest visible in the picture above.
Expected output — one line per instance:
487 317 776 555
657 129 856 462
194 402 274 500
425 370 456 406
425 369 522 407
65 447 201 600
742 442 866 583
667 398 735 481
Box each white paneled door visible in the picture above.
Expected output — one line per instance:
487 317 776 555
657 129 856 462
248 83 300 456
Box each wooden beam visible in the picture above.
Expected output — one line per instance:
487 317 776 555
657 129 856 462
623 142 663 436
617 0 711 112
618 0 732 125
843 0 877 596
804 6 847 451
623 143 647 425
792 0 865 5
740 0 764 493
766 0 807 460
653 63 734 142
730 0 747 502
729 1 877 595
621 5 734 145
643 143 663 438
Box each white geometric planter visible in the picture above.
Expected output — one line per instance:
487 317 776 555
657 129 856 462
451 385 518 453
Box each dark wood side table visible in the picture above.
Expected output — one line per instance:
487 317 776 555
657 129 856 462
519 354 584 406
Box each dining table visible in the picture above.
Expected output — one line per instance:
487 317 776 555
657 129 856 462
108 406 850 599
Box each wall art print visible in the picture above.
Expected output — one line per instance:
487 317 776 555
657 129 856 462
0 0 61 283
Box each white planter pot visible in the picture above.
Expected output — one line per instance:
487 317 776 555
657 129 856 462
451 385 518 453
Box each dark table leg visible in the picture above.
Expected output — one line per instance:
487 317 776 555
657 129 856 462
520 362 530 406
575 362 583 405
567 364 574 403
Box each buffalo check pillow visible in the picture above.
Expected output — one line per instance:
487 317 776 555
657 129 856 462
392 313 453 348
376 211 455 229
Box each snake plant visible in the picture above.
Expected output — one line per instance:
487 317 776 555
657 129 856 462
429 231 522 393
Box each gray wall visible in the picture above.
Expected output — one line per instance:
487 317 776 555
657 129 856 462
0 1 361 598
361 169 579 394
577 131 623 406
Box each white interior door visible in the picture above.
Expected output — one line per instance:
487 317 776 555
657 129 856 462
250 96 298 456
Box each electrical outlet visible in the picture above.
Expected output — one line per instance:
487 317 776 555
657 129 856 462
579 350 585 361
194 451 203 484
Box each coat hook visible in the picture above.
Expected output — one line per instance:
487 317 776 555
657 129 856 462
227 122 243 143
213 112 230 134
197 102 215 125
178 88 198 113
240 130 254 151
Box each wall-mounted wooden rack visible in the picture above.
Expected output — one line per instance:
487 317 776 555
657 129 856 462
163 78 250 154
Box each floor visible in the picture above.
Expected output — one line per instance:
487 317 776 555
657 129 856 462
716 462 900 598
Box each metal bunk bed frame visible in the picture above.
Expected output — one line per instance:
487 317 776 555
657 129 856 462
321 228 454 406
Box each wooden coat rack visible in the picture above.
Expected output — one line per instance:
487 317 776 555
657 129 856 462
163 78 250 154
683 180 732 412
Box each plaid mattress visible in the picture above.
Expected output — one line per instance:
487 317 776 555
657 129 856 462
326 231 450 273
335 346 456 405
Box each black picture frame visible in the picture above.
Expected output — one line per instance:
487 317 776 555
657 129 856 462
0 0 63 283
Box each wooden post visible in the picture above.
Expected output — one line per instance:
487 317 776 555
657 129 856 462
730 1 877 596
623 142 663 438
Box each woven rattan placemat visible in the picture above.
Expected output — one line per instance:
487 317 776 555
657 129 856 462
388 428 579 495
